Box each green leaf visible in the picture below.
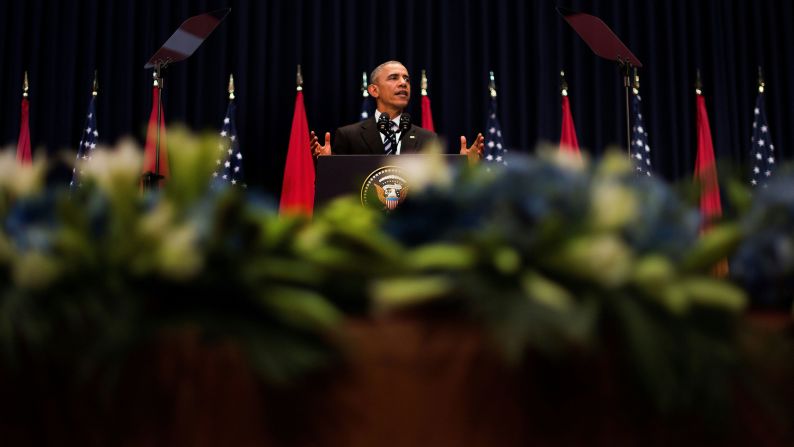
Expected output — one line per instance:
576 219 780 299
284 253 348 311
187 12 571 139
521 270 574 312
492 247 521 274
370 275 454 313
632 255 676 294
259 287 341 331
542 235 633 288
406 244 476 271
678 278 747 313
680 224 742 273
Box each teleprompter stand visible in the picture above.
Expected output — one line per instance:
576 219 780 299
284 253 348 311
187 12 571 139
142 8 230 191
557 7 642 156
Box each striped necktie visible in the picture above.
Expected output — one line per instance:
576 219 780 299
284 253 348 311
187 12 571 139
383 120 398 155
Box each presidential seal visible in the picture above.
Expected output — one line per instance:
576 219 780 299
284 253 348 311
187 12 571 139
360 166 409 211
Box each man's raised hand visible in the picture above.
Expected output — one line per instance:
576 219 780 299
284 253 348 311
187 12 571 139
310 131 332 156
459 133 484 162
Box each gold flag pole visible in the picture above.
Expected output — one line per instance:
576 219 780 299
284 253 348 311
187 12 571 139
23 71 29 98
757 66 765 93
92 70 98 96
421 69 428 96
228 73 235 100
296 64 303 92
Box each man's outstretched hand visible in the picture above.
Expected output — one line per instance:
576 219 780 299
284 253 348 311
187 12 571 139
460 133 484 161
310 131 332 156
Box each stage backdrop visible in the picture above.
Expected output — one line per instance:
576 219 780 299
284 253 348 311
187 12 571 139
0 0 792 195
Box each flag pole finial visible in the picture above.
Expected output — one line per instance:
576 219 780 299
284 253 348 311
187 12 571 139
632 67 640 94
228 73 235 100
296 64 303 92
757 66 765 93
560 70 568 97
23 71 29 98
92 70 98 96
695 69 703 96
361 71 369 98
421 69 428 96
489 71 497 98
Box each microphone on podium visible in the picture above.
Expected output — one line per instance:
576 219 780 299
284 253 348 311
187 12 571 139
398 113 412 140
377 112 391 136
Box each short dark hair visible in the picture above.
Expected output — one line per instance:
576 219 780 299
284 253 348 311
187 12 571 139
369 60 406 85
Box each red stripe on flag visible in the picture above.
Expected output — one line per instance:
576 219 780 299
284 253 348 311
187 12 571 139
16 98 32 165
559 95 581 156
694 94 728 277
142 86 169 181
694 94 722 230
421 95 435 132
280 91 315 216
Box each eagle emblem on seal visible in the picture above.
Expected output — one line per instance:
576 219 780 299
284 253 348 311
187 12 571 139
361 167 410 211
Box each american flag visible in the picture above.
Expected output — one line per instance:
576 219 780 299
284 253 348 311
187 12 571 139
71 94 98 190
750 89 775 187
213 99 245 187
360 95 374 120
630 89 652 176
484 72 506 164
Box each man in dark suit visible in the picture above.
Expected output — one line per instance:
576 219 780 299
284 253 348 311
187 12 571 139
311 60 483 158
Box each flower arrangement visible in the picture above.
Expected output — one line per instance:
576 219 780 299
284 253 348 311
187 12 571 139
0 131 341 385
375 146 747 412
0 131 786 418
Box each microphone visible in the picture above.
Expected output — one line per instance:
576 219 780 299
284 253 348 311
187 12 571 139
399 113 412 135
377 112 391 136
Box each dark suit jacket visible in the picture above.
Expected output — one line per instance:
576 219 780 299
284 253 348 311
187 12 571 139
333 117 437 155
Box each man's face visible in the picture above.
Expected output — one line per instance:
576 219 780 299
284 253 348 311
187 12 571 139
369 63 411 113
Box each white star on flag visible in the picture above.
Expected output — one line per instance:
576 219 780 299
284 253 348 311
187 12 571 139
71 92 99 190
749 88 776 187
212 97 246 188
630 88 653 176
483 89 507 166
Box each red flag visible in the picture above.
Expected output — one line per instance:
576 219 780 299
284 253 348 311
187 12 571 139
16 97 32 165
694 92 728 276
559 94 580 156
142 85 169 181
421 95 435 132
279 91 315 216
694 94 722 229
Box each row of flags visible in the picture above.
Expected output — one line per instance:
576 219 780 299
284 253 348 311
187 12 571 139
11 68 780 224
557 69 775 239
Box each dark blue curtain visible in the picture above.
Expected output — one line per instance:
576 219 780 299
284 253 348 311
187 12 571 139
0 0 792 195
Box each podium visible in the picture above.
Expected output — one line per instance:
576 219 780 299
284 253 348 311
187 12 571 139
315 154 466 209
